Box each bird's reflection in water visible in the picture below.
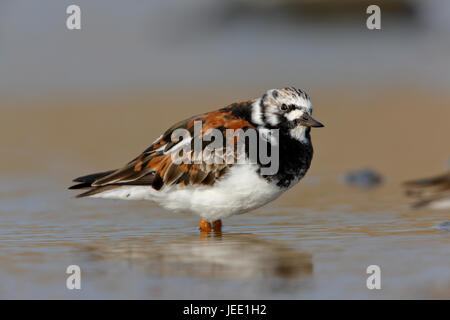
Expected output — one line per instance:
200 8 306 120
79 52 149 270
81 232 313 294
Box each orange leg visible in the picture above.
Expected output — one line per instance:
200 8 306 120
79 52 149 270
212 219 222 232
199 218 222 233
200 218 212 232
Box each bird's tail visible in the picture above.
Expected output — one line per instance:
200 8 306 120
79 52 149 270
69 170 117 197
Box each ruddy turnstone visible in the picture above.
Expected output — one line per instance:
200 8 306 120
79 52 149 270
404 171 450 210
69 87 324 232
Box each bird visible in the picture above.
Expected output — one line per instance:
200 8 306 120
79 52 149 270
69 87 324 232
404 171 450 210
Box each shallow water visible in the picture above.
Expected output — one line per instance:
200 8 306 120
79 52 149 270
1 175 449 299
1 89 450 299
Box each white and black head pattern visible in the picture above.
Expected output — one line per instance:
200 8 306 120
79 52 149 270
247 87 324 188
251 87 323 143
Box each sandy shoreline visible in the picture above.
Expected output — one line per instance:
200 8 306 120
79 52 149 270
2 86 449 181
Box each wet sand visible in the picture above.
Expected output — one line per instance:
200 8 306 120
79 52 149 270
0 86 449 299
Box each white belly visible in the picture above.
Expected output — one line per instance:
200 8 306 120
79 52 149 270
429 197 450 210
90 164 285 221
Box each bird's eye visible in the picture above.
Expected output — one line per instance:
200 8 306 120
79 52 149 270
280 104 288 111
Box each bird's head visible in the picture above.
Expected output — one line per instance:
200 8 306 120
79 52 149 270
251 87 324 142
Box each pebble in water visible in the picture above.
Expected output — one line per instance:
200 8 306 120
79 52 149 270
341 168 383 189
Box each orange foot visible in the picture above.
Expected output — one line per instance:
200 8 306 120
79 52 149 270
212 219 222 232
200 218 222 233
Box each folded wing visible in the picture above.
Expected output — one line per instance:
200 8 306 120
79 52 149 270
69 102 256 198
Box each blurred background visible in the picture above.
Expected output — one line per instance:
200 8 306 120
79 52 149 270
1 0 450 178
0 0 449 299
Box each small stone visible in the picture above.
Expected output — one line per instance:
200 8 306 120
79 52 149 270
342 168 383 189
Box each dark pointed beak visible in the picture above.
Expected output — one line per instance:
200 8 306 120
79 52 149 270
298 114 324 128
